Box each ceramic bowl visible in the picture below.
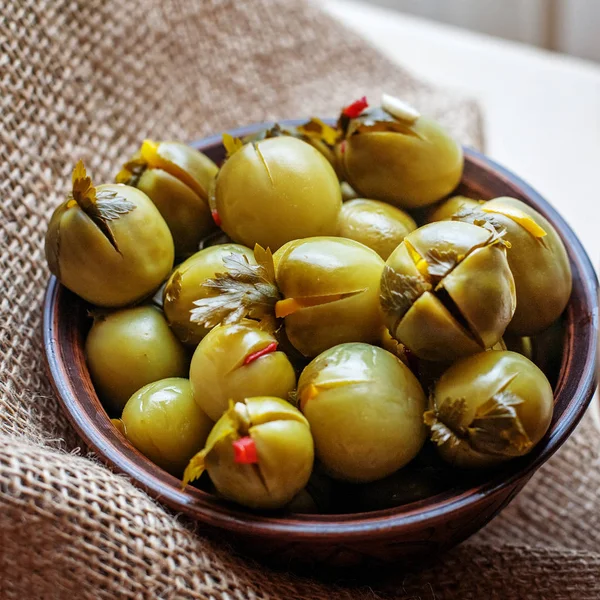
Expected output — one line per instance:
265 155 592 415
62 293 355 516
43 120 598 570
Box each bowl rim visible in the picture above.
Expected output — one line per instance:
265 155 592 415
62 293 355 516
43 120 599 540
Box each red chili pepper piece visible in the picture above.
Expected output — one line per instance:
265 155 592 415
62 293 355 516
243 341 278 366
342 96 369 118
211 209 222 227
233 436 258 464
340 140 347 155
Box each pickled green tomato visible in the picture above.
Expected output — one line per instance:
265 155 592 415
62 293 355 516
121 378 213 476
381 221 516 361
135 168 214 258
339 111 463 209
189 323 296 421
242 120 341 176
337 198 417 259
348 466 445 511
183 397 314 510
273 237 385 357
46 168 174 307
86 305 189 413
504 334 533 361
163 244 254 345
456 197 572 335
425 195 480 224
116 141 219 258
286 469 335 513
298 343 427 483
214 136 342 250
426 351 554 468
531 318 565 388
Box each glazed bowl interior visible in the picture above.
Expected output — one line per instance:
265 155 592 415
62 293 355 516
43 120 598 554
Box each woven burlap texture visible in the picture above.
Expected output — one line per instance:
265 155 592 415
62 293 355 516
0 0 598 598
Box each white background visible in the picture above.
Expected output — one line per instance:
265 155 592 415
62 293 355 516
325 0 600 268
348 0 600 62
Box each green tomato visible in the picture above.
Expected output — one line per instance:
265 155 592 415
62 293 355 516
415 338 507 392
163 244 254 345
214 136 342 250
456 197 572 335
531 318 565 388
189 322 296 422
347 465 446 511
425 195 481 224
426 351 554 469
337 198 417 259
381 221 516 361
86 305 189 413
121 378 213 476
183 397 314 510
273 237 385 357
286 468 336 514
338 99 463 208
45 167 174 307
504 334 534 361
298 343 427 483
116 141 219 258
242 119 341 177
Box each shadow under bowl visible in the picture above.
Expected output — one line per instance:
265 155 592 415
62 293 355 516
43 120 598 571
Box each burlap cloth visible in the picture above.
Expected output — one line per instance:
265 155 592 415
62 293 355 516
1 0 599 597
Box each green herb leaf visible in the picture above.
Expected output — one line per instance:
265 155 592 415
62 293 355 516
253 243 276 284
297 118 340 147
69 160 96 211
190 252 280 329
425 412 461 449
467 388 533 456
454 206 512 250
164 271 183 305
115 155 147 186
425 396 468 448
425 248 461 280
95 190 136 220
223 133 244 158
438 396 468 432
85 191 135 253
380 265 431 325
68 161 136 253
288 389 299 408
182 402 240 487
242 124 285 144
341 107 423 139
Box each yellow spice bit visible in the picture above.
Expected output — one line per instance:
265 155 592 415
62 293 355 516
415 257 430 278
404 239 421 265
300 378 372 409
404 239 430 277
140 139 206 198
140 139 160 165
275 294 344 318
182 451 207 487
115 167 132 184
275 298 302 318
317 120 339 146
301 384 320 405
222 133 244 158
482 204 547 238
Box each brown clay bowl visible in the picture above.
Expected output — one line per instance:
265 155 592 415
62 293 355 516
43 120 598 571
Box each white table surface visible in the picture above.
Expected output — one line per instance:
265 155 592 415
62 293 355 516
325 0 600 424
325 0 600 266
